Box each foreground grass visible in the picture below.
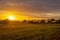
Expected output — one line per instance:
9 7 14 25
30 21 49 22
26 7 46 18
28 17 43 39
0 24 60 40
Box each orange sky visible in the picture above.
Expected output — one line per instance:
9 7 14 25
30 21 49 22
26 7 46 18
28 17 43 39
0 11 42 20
0 0 60 20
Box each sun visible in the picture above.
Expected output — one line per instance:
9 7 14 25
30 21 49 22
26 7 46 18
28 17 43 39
8 16 15 20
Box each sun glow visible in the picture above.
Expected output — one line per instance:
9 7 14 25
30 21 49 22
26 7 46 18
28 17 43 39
8 16 15 20
1 11 32 20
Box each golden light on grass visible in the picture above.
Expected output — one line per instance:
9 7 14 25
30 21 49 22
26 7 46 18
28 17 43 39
8 15 15 20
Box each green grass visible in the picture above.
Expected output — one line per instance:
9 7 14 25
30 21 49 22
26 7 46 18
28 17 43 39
0 24 60 40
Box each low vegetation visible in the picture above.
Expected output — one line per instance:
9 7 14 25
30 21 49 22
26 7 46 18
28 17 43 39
0 23 60 40
0 19 60 40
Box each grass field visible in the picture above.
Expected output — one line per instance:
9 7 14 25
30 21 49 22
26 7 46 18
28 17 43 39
0 23 60 40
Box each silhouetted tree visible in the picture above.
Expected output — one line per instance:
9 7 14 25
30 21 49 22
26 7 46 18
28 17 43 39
23 20 26 23
3 19 9 24
50 18 55 21
56 19 60 23
50 18 56 23
47 19 50 23
38 20 40 23
47 18 56 23
29 20 34 24
0 20 3 24
40 20 46 24
27 20 36 24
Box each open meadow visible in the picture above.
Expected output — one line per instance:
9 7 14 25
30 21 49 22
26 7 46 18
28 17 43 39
0 23 60 40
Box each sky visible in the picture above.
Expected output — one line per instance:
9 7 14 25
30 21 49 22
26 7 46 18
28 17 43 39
0 0 60 20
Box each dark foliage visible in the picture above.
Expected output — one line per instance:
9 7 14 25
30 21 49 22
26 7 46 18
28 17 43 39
0 18 60 24
23 19 60 24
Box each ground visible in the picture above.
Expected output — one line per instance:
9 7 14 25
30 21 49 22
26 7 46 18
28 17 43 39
0 23 60 40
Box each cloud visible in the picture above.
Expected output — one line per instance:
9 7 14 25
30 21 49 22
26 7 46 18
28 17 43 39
0 0 60 12
0 0 60 18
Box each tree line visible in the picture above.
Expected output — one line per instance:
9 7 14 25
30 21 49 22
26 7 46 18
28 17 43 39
0 18 60 24
23 18 60 24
